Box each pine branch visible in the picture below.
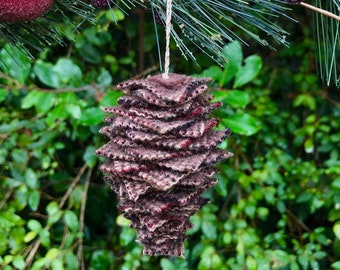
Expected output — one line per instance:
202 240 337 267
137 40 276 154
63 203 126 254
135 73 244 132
117 0 293 65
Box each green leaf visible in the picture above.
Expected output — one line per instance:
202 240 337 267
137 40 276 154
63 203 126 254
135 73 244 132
224 90 250 108
35 92 56 113
332 261 340 270
83 145 97 168
221 41 243 86
12 255 25 270
333 222 340 239
100 91 123 107
27 219 42 232
51 259 64 270
202 220 217 240
0 45 31 83
24 168 39 189
160 258 176 270
28 190 40 211
90 250 114 270
223 113 261 136
198 247 223 270
53 58 82 86
233 55 262 88
39 228 51 247
202 66 223 82
97 68 113 88
64 252 79 270
46 201 63 224
65 104 82 119
64 210 79 232
11 148 28 164
80 107 104 126
24 231 38 243
0 89 8 103
22 91 56 113
293 94 316 110
46 248 59 260
33 60 61 88
120 227 136 247
116 214 131 227
21 90 42 109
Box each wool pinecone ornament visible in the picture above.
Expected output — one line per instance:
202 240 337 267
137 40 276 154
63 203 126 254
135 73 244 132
0 0 55 22
96 73 233 257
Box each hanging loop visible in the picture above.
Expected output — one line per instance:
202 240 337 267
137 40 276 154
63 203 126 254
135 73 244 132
162 0 173 79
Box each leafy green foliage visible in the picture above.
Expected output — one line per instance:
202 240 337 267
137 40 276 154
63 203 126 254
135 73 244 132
1 6 340 270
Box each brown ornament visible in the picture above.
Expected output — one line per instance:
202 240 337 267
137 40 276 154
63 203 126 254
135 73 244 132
96 73 233 257
0 0 55 22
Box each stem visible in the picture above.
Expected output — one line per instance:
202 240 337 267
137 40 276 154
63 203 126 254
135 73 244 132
77 168 92 270
300 2 340 21
163 0 173 79
59 164 88 210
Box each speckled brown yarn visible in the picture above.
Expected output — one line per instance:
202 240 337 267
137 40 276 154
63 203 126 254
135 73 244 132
96 73 233 257
0 0 54 22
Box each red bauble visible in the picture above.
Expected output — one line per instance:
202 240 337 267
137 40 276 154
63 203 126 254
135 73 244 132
0 0 55 22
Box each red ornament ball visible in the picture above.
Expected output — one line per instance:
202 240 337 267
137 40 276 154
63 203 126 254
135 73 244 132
0 0 55 22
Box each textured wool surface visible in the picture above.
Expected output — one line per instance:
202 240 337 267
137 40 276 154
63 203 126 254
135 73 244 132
92 0 109 8
96 73 233 257
0 0 54 22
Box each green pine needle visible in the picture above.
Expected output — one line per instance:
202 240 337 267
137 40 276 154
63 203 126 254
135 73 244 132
314 0 340 87
118 0 292 65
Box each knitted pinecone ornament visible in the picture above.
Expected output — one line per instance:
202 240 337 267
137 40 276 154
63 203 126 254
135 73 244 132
0 0 55 22
96 73 233 257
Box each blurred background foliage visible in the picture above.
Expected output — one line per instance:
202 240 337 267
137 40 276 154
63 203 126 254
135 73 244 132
1 4 340 270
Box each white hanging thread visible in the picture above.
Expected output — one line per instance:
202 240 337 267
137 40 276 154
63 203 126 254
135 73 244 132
162 0 173 79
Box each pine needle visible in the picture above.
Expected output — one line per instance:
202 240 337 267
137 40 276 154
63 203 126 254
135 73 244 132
313 0 340 87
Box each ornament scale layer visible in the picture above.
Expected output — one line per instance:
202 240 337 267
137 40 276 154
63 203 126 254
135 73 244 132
96 73 233 257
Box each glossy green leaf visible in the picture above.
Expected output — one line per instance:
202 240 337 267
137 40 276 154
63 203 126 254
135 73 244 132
221 41 243 86
120 227 136 247
12 255 25 270
28 190 40 211
83 145 97 168
99 91 123 107
24 231 38 243
65 104 82 119
80 107 104 126
39 228 51 248
33 60 61 88
223 113 261 136
24 169 39 189
27 219 42 232
53 58 82 86
198 247 223 270
293 94 316 110
64 210 79 232
51 259 64 270
64 252 79 270
46 248 59 260
0 89 8 103
332 261 340 270
234 55 262 88
116 214 131 227
224 90 250 108
334 222 340 239
202 66 223 82
0 45 31 83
